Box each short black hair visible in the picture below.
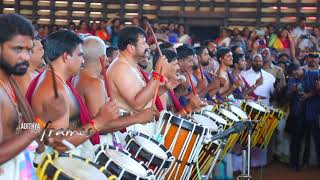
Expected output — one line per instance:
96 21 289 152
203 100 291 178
231 45 240 54
106 46 118 57
277 52 290 59
176 45 195 61
159 42 174 50
153 49 177 69
299 17 306 22
286 63 300 75
233 53 245 65
203 39 214 46
118 26 146 51
194 46 207 56
44 30 83 62
216 47 231 62
0 13 34 44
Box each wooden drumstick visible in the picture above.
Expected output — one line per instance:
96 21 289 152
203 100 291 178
197 58 204 80
48 63 59 98
186 71 197 96
99 56 112 101
145 21 162 56
145 20 163 107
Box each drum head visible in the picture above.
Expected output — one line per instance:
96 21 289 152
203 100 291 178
229 105 248 120
192 114 218 131
53 157 107 180
201 105 215 112
204 111 228 125
105 149 148 177
219 108 240 122
247 101 267 112
135 135 168 160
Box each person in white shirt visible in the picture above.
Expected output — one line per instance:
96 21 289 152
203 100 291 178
293 17 312 50
241 54 275 105
241 53 275 168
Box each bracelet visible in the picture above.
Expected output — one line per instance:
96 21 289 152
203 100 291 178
90 120 99 132
152 72 165 83
182 107 190 114
35 118 46 128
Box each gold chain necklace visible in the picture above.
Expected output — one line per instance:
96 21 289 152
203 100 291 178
119 53 146 85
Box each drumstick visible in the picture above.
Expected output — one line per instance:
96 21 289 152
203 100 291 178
197 58 204 80
48 63 59 98
99 57 112 100
145 20 163 107
145 21 162 56
186 71 197 96
62 139 76 150
152 67 162 107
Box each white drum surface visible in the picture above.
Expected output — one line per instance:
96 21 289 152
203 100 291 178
219 108 240 122
192 114 218 131
246 101 267 112
53 157 107 180
135 135 168 160
105 149 148 177
204 111 228 125
229 105 248 119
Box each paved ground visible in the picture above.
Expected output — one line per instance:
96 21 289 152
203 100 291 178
245 162 320 180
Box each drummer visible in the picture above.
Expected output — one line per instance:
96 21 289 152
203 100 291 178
153 49 203 114
0 13 66 179
175 45 208 107
73 36 157 147
194 46 221 102
27 30 127 155
107 26 172 137
216 47 243 102
13 39 44 95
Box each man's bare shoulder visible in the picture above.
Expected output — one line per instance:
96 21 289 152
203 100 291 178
107 58 130 76
32 73 66 104
80 71 104 93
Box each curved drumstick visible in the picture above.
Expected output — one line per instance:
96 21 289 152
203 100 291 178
145 21 162 56
186 71 197 96
48 63 59 98
145 20 163 107
99 56 112 101
197 58 204 80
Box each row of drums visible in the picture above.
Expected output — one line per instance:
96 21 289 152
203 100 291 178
36 100 283 180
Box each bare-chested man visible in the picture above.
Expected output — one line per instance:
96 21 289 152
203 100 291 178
0 14 66 179
216 47 242 101
107 26 169 136
13 39 44 95
28 30 121 155
74 36 157 146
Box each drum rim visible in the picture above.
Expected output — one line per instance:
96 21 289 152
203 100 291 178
244 101 267 112
125 131 173 168
162 112 206 135
191 113 219 131
229 105 248 119
39 152 111 180
95 145 153 180
201 111 228 125
217 108 240 122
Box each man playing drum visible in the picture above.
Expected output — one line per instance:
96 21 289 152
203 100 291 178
0 13 66 179
107 26 171 137
27 30 125 155
74 36 158 146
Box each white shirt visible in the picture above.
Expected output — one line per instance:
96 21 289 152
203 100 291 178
241 68 275 105
293 27 312 50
